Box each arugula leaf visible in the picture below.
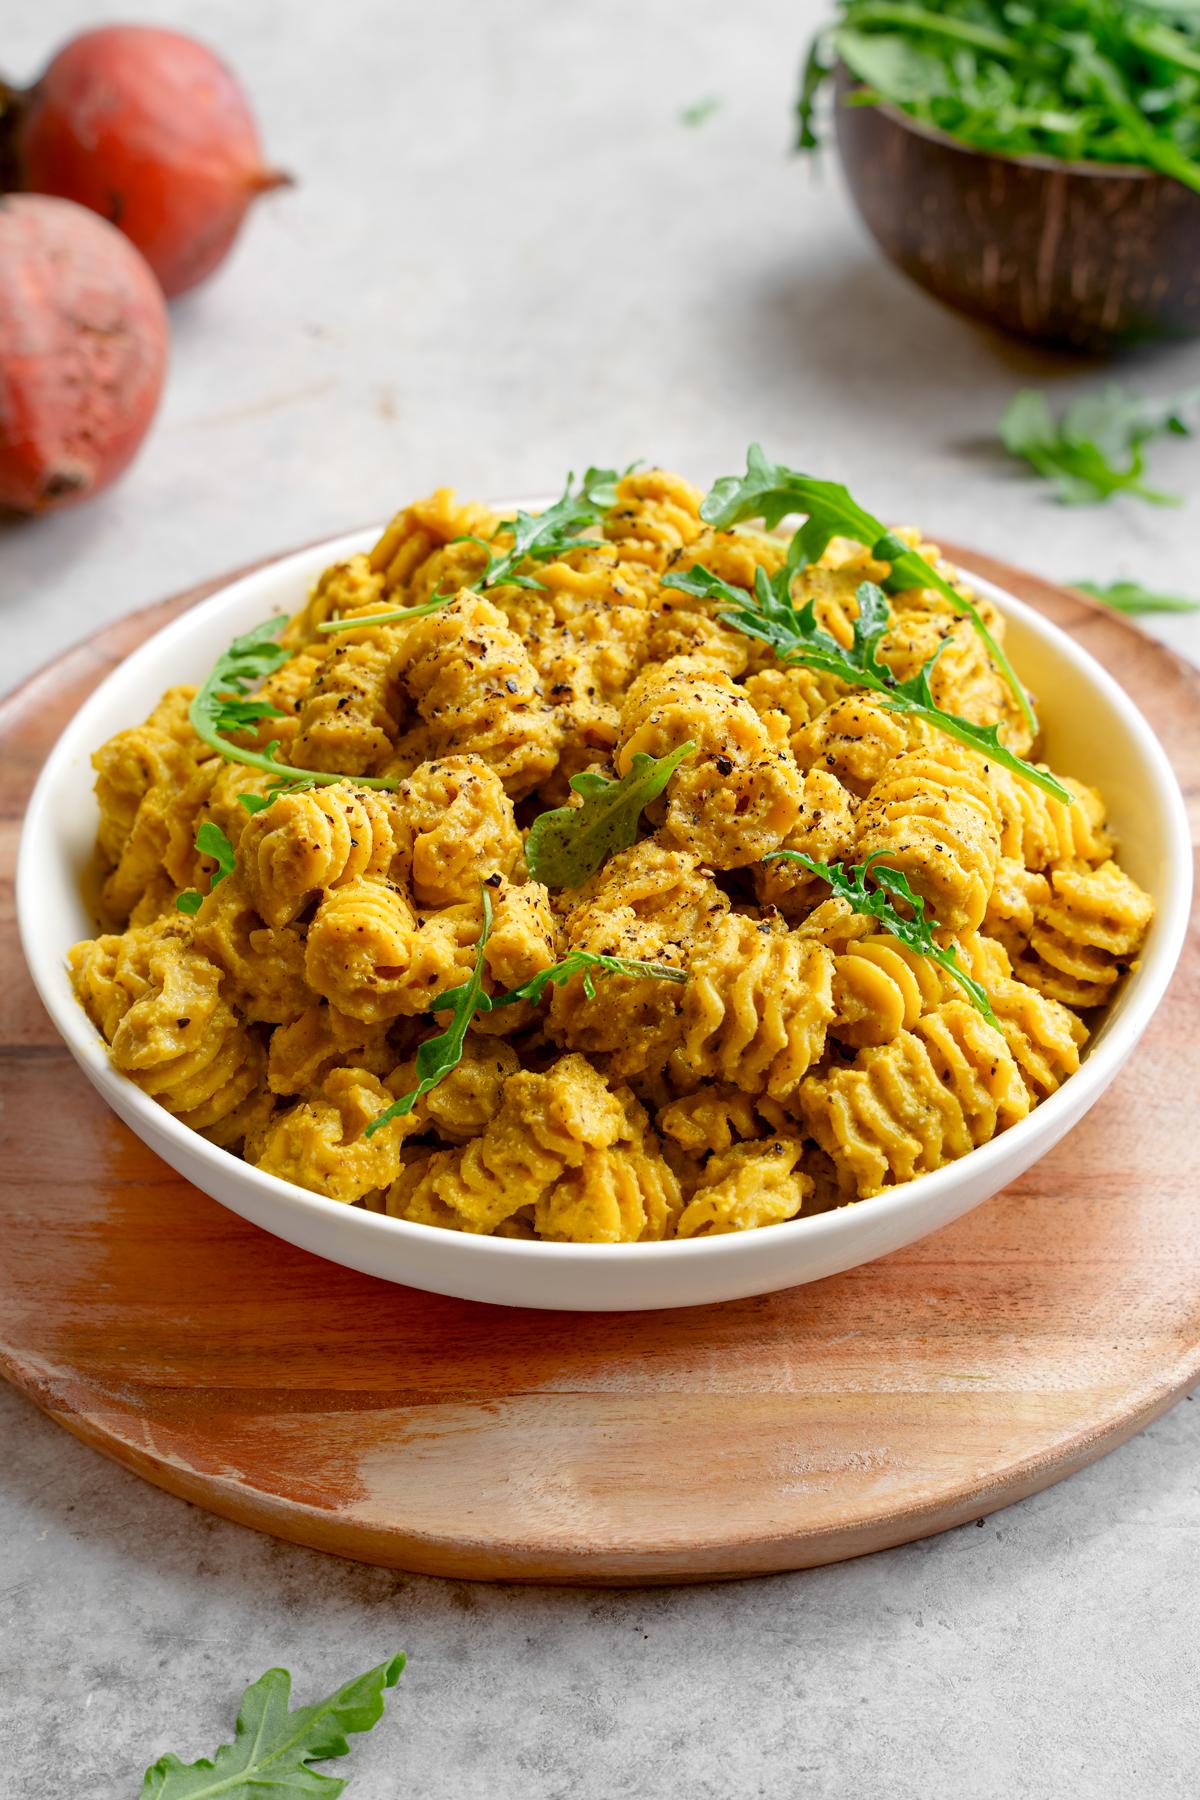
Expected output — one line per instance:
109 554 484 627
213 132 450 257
490 948 688 1008
451 466 625 594
140 1655 404 1799
694 443 1035 735
365 888 496 1137
174 822 237 914
680 94 721 127
1000 384 1199 505
366 896 687 1131
664 563 1070 803
797 2 1200 191
764 850 997 1025
1074 578 1200 616
524 744 695 888
317 593 457 635
189 618 400 794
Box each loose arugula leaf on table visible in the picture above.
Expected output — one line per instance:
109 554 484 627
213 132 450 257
692 442 1035 735
365 894 687 1133
763 850 997 1025
139 1655 404 1799
524 743 695 888
663 560 1069 803
1000 384 1200 506
175 823 237 915
189 618 401 794
680 94 722 126
795 2 1200 192
1074 578 1200 616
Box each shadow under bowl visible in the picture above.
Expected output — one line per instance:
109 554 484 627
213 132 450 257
833 68 1200 352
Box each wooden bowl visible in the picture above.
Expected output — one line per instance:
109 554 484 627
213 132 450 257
833 67 1200 351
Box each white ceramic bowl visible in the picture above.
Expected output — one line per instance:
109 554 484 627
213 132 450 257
18 526 1192 1311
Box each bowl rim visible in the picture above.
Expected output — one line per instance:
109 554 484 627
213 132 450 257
836 66 1177 185
16 525 1194 1274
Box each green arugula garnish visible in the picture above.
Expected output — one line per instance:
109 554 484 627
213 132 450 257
1075 578 1200 616
175 822 237 915
189 618 400 794
140 1655 404 1799
680 94 722 127
450 465 626 593
365 895 686 1135
663 563 1069 802
797 3 1200 193
689 443 1034 735
764 851 997 1026
317 593 458 635
365 888 497 1135
1000 384 1199 506
524 743 695 888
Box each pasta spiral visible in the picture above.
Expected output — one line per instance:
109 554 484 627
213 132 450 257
678 915 835 1099
251 1068 411 1203
1013 860 1155 1007
798 1001 1027 1199
616 656 803 867
391 591 560 797
601 467 705 568
856 745 1001 933
675 1138 812 1237
304 879 478 1021
389 755 521 906
291 635 405 774
239 785 396 927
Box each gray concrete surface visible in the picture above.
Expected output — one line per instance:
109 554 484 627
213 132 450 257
2 2 1198 1795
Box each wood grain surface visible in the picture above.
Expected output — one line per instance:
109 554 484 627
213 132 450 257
1 543 1198 1585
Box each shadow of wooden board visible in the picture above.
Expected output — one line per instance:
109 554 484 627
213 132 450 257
1 540 1197 1585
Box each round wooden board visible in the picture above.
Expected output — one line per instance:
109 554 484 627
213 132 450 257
2 543 1198 1586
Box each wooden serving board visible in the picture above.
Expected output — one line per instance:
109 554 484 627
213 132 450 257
1 544 1198 1585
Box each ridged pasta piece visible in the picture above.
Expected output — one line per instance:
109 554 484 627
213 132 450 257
830 932 954 1047
251 1068 413 1202
675 1138 812 1237
390 591 561 797
656 1086 787 1159
857 745 1001 934
389 755 521 906
879 597 1033 755
239 785 396 927
70 922 265 1139
481 878 560 992
743 664 844 748
961 936 1088 1099
752 768 858 922
548 845 722 1075
92 686 199 869
290 634 406 774
267 1004 395 1096
369 487 499 596
983 856 1051 962
798 1003 1027 1200
283 552 387 644
987 766 1113 871
601 467 705 569
304 878 479 1021
192 878 311 1025
616 656 802 867
392 1053 631 1235
533 1131 682 1242
1013 860 1155 1007
792 696 912 798
400 1036 521 1144
677 916 835 1099
645 603 750 678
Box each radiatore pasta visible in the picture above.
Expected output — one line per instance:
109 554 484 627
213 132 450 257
69 466 1154 1240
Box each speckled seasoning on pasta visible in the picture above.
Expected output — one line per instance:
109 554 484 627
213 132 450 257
68 468 1155 1238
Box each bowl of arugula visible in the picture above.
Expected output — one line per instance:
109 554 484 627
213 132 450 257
800 2 1200 350
17 460 1193 1310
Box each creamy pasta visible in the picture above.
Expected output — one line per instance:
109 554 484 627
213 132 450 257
68 467 1155 1240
